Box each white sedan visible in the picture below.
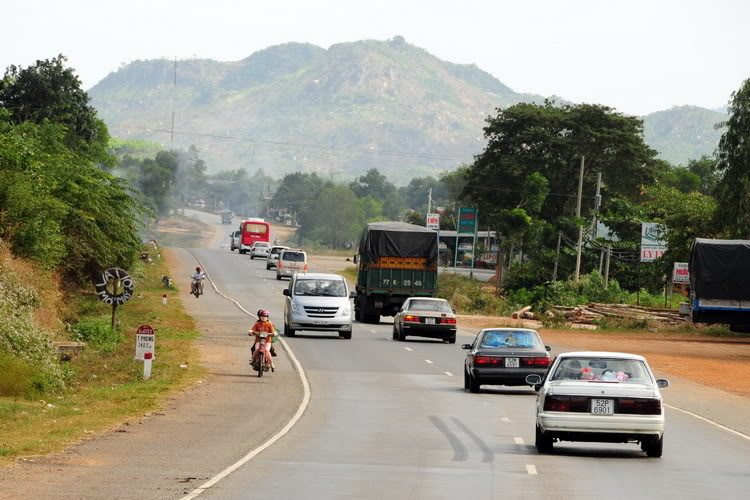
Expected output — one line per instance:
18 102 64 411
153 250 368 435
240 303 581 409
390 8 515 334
526 351 669 457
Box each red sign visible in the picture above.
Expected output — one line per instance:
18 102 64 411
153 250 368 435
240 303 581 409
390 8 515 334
137 324 154 336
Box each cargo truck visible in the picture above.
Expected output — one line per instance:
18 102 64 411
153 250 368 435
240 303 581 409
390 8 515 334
689 238 750 332
354 221 438 324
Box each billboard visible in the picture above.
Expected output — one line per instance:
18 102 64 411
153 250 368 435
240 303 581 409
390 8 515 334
641 222 667 262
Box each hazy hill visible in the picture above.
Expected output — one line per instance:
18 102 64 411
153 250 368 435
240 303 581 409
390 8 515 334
642 105 725 165
90 37 724 180
89 38 550 182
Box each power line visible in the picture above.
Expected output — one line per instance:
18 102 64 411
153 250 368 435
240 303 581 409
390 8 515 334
143 127 472 162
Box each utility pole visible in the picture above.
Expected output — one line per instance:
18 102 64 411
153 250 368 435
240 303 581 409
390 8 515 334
592 172 602 234
552 230 562 281
574 156 585 280
604 245 612 284
170 57 177 149
427 188 432 215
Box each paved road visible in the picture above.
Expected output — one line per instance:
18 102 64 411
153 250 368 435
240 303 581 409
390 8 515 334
183 211 750 499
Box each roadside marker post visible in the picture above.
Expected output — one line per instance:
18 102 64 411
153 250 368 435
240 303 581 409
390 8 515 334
135 325 156 380
162 294 168 306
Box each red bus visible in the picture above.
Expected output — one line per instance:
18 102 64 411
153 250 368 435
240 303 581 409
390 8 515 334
239 219 270 254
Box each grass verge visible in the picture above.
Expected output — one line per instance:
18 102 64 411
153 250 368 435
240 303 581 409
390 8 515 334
0 250 205 465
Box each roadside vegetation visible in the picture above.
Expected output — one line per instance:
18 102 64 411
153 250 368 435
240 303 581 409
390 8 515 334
0 247 203 463
0 55 206 463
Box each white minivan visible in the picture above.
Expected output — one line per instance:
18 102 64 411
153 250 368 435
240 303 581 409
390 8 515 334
276 249 308 280
282 273 355 339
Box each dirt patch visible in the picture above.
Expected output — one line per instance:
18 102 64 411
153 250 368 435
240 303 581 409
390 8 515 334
458 316 750 398
149 216 215 248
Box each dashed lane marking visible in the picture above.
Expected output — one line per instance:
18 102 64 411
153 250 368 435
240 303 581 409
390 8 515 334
444 371 453 377
425 359 434 364
404 347 413 352
500 417 511 423
526 464 538 475
369 329 377 333
514 437 525 445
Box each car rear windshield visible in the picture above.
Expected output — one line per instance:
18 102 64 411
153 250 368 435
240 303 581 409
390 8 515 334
550 358 652 383
271 247 287 254
294 279 346 297
255 242 270 247
408 300 452 312
282 252 305 262
479 330 542 349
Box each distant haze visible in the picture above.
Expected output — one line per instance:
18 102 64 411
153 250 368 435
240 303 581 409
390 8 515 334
3 0 749 116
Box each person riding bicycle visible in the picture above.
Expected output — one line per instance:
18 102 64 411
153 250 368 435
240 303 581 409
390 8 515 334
191 267 206 294
250 309 277 371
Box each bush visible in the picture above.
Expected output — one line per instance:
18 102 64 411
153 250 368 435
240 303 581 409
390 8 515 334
0 352 37 398
508 272 628 312
438 274 512 316
71 316 122 352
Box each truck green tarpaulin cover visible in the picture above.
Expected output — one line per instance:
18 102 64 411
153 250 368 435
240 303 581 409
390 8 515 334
359 221 438 266
689 238 750 300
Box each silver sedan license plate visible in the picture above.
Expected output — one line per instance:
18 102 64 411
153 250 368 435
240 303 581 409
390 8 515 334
591 398 614 414
505 357 519 368
424 317 436 325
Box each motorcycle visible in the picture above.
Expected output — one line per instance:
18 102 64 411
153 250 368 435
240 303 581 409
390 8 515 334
250 329 279 377
191 278 204 298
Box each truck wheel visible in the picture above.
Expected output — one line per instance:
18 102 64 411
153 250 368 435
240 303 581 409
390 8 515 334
730 324 750 333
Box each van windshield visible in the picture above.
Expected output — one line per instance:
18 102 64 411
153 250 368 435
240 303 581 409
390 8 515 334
294 279 346 297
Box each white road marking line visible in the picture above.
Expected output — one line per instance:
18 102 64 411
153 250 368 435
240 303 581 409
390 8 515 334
182 252 311 500
444 371 453 376
369 329 377 333
458 329 476 337
500 417 511 423
665 403 750 442
404 347 413 352
514 437 525 445
425 359 433 364
482 402 490 406
526 464 538 475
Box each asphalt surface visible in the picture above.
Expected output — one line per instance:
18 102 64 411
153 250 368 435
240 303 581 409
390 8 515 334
3 212 749 499
195 214 750 499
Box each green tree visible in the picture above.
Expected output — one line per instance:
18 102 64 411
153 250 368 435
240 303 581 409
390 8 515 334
350 168 405 219
297 185 365 248
687 156 721 195
271 172 326 215
0 55 110 163
714 79 750 237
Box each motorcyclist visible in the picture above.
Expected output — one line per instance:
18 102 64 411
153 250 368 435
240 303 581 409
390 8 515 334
191 266 206 295
250 309 277 371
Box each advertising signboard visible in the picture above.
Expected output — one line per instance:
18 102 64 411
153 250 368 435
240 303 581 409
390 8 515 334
672 262 689 284
457 207 478 234
426 213 440 230
641 222 667 262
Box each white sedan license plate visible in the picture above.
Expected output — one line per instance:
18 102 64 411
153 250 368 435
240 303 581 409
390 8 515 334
504 357 519 368
591 399 614 414
424 318 436 325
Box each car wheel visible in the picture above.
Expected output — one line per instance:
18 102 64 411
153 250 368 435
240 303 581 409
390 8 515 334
397 326 406 342
285 323 296 337
446 335 456 344
276 275 281 280
645 435 663 458
468 372 481 393
463 368 471 390
339 331 352 339
535 424 553 453
392 324 398 340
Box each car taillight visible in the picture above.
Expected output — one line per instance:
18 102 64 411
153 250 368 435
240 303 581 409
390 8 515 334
617 398 662 415
521 357 551 366
473 356 502 365
440 317 457 324
543 395 588 412
404 315 420 322
277 262 283 268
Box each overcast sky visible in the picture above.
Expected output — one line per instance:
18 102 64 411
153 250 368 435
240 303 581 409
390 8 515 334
3 0 748 116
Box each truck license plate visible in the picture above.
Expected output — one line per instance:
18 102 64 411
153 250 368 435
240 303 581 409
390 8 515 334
424 318 436 325
505 357 519 367
591 399 614 414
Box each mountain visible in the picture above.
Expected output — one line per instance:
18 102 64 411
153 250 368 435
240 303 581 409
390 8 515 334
642 105 725 165
89 37 724 181
89 38 549 182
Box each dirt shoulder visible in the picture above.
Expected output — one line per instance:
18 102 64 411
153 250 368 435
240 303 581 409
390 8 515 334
458 316 750 399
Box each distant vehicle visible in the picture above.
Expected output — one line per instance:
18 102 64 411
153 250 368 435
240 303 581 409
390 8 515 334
526 351 668 457
229 230 241 252
266 245 289 270
250 241 271 259
392 298 456 343
354 221 438 324
282 273 355 339
238 219 270 254
689 238 750 332
276 249 308 280
221 210 233 225
462 328 550 392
